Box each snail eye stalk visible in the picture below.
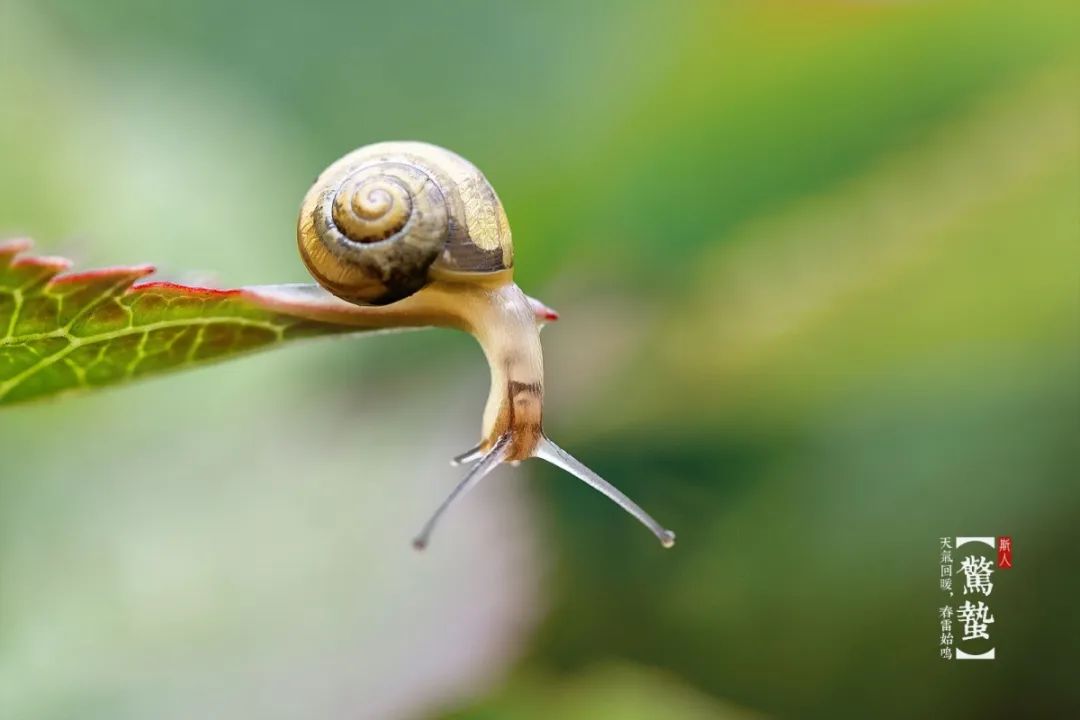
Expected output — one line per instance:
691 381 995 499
534 436 676 549
415 434 676 551
413 436 511 550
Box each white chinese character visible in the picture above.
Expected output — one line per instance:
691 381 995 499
959 555 994 596
957 600 995 641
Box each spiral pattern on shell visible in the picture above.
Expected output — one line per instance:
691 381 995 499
298 142 514 305
333 173 412 241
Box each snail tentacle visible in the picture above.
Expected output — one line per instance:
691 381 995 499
413 434 511 550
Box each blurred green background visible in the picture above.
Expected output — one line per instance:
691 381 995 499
1 0 1077 718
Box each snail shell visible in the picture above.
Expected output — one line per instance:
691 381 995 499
297 141 513 305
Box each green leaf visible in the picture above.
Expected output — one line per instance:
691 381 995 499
0 238 370 406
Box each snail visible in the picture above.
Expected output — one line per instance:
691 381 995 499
284 141 675 550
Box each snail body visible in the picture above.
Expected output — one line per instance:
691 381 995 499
287 141 674 550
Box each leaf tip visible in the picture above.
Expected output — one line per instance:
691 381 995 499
0 237 33 257
52 264 157 288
